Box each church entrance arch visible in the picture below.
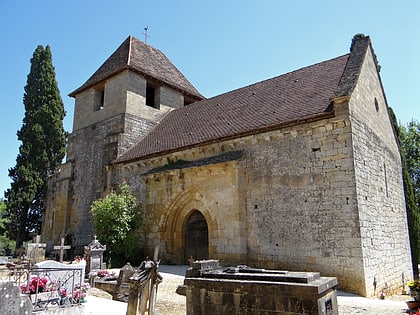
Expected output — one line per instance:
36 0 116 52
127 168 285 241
184 210 209 263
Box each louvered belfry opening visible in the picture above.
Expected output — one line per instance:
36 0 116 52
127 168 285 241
185 210 209 263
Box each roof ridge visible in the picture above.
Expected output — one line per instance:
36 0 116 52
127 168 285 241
127 35 133 66
200 53 351 104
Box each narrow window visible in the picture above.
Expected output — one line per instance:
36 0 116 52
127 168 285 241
384 162 389 197
374 97 379 112
99 90 104 109
146 82 160 109
94 88 105 111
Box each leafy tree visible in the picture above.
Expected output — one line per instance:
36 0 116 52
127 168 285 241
0 199 16 255
3 45 66 247
390 110 420 278
91 181 142 267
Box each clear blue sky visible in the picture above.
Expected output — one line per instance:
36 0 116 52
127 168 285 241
1 0 419 196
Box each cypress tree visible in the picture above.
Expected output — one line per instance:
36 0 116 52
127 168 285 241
389 108 420 278
4 45 66 247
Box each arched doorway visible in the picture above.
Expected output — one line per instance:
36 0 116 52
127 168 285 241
184 210 209 262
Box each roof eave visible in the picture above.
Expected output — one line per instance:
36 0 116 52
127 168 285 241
68 66 204 100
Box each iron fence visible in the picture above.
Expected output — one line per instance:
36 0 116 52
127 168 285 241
0 265 88 312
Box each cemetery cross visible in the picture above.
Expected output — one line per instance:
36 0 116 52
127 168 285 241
53 238 71 263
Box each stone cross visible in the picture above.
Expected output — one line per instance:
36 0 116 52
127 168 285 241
53 238 71 262
27 235 46 264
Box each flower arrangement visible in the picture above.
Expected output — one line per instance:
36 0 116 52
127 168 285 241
409 307 420 315
409 280 420 298
408 280 420 303
20 276 52 294
20 275 90 305
379 291 386 299
71 283 90 303
409 280 420 292
97 269 117 280
72 255 84 264
97 269 109 278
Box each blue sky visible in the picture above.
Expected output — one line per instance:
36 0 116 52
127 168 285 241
1 0 419 196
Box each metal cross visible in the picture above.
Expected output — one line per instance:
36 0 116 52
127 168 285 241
142 26 150 43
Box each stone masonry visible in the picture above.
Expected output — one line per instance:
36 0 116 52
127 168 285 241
43 35 413 297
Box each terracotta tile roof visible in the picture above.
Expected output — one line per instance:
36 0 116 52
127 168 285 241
114 53 351 164
69 36 203 100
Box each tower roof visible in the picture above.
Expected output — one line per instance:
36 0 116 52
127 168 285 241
114 36 373 164
69 36 203 100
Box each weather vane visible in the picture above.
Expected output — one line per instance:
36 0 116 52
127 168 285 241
142 26 150 43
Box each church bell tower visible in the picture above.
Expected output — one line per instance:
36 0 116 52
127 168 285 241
42 36 203 252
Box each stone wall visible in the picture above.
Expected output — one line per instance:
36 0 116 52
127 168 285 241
141 155 246 264
73 70 178 132
347 47 412 295
243 115 365 291
45 68 188 253
117 93 410 296
42 161 74 250
113 44 412 297
117 111 361 284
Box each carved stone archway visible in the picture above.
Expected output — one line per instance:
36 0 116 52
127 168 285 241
160 188 216 264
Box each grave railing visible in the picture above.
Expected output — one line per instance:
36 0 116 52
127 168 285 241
0 265 87 312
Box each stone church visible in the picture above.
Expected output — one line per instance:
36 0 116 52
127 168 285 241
42 35 413 296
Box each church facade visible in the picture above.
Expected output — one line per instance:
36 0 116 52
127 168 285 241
42 35 413 296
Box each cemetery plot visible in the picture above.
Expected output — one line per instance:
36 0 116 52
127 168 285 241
3 262 87 312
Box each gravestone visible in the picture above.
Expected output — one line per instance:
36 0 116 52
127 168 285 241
34 260 86 292
0 281 33 315
27 235 46 264
84 235 106 275
94 262 135 301
116 262 135 301
53 238 71 262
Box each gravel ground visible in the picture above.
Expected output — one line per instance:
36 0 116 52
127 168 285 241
86 265 415 314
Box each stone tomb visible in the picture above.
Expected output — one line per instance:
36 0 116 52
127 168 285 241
34 260 86 293
184 260 338 315
84 236 106 275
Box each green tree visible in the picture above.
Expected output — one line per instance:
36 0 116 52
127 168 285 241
399 119 420 278
390 110 420 278
3 45 66 247
91 182 142 267
399 120 420 209
0 199 16 255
